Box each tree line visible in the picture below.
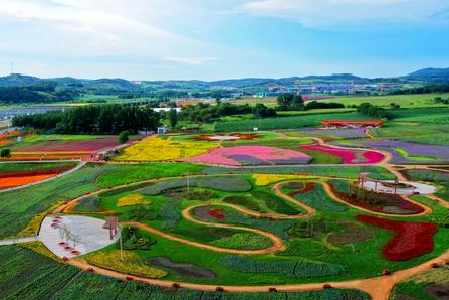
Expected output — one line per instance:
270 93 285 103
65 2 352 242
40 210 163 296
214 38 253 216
13 104 160 134
276 94 345 111
390 85 449 95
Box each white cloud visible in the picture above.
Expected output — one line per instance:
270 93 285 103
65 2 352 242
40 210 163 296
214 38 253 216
165 57 219 65
239 0 449 28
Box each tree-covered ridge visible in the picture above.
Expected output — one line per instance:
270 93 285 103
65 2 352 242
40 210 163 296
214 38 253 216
0 82 78 104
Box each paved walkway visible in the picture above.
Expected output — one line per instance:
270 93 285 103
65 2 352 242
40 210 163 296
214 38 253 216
39 215 120 258
0 236 39 246
361 180 437 195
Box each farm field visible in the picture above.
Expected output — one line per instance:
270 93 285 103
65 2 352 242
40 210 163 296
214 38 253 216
2 134 140 161
324 93 449 109
1 124 449 300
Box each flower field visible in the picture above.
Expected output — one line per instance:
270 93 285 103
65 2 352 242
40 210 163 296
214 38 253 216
114 136 217 161
357 215 438 261
84 250 167 278
181 145 312 166
300 144 385 164
0 164 76 190
117 194 150 207
332 139 449 163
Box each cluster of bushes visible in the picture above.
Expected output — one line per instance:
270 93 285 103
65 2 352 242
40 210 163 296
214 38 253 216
121 227 156 250
179 102 276 123
13 104 160 134
434 97 449 104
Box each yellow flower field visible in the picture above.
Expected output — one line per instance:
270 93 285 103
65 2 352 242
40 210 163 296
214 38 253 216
253 174 318 186
117 194 150 207
84 250 167 278
114 136 217 161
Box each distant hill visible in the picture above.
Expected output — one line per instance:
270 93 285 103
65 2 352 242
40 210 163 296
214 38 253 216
408 67 449 79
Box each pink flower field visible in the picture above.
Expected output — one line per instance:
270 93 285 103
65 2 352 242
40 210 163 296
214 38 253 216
300 144 385 165
180 146 312 166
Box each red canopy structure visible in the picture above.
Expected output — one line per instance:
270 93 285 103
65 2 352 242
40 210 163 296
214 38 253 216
322 120 384 127
103 216 119 240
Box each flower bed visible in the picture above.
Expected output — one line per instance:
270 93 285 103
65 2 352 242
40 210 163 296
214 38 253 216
329 183 425 215
11 136 125 152
332 139 449 163
209 208 225 220
298 127 367 139
299 144 384 164
356 215 438 261
253 173 318 186
117 194 150 207
114 136 217 161
0 165 76 190
83 250 167 278
195 133 262 141
181 146 312 166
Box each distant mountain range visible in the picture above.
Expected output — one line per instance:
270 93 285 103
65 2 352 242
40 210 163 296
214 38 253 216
408 67 449 79
0 67 448 91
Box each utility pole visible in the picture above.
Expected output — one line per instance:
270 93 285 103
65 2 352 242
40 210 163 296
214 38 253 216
119 225 124 262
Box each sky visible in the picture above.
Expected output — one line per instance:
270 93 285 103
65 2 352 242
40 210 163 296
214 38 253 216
0 0 448 80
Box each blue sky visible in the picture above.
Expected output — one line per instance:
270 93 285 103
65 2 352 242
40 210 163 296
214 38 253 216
0 0 448 80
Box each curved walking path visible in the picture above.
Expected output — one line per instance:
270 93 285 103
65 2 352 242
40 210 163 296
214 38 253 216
4 132 447 300
42 169 444 300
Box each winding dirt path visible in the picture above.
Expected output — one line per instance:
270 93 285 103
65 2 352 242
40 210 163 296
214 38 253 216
38 137 448 300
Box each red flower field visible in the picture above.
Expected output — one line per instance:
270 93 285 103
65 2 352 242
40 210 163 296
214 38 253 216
300 144 385 164
356 215 438 261
0 165 75 190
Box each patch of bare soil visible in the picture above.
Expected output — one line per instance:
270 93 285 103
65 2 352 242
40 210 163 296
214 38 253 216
149 257 216 280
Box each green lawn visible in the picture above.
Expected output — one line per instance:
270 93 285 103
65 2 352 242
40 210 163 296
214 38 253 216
328 93 449 109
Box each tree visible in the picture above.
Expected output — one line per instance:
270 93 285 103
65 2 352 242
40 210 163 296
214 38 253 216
119 131 130 144
252 103 277 118
0 148 11 158
276 93 304 111
168 109 178 129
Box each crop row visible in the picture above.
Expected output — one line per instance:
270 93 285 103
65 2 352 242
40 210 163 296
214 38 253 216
140 176 252 195
220 255 346 279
